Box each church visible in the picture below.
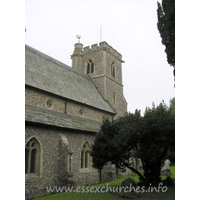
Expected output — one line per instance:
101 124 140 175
25 41 127 199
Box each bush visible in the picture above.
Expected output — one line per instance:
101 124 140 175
162 177 175 187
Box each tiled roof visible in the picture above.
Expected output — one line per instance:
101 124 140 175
25 45 115 114
25 104 102 132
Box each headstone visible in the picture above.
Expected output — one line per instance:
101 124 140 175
121 177 137 187
161 159 171 172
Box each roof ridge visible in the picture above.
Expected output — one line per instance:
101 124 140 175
25 45 115 114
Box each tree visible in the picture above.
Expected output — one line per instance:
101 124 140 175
90 119 119 182
141 100 175 183
90 100 175 185
166 97 175 163
157 0 175 77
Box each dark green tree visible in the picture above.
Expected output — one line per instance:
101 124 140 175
90 119 120 182
166 97 175 164
90 99 175 185
157 0 175 77
141 100 175 184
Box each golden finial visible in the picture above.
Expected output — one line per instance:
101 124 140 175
76 35 81 43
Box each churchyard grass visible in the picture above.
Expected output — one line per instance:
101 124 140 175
33 192 126 200
161 165 175 180
33 166 175 200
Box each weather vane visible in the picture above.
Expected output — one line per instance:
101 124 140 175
76 35 81 43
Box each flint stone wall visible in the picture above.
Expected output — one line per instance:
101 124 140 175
25 124 114 199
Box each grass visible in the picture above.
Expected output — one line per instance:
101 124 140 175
34 192 126 200
33 166 175 200
160 165 175 182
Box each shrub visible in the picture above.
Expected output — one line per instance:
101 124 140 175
162 177 175 186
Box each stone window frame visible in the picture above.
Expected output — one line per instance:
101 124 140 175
78 108 84 117
46 98 54 109
65 146 73 172
68 154 73 172
25 136 42 178
80 141 92 170
113 92 117 105
86 59 94 74
111 61 116 78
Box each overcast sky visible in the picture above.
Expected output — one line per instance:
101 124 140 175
25 0 175 114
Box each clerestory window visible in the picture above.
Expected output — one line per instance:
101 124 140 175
87 59 94 74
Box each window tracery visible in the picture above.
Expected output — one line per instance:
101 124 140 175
25 137 41 175
81 141 91 169
87 59 94 74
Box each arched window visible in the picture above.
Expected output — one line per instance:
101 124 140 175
87 59 94 74
81 141 91 169
25 137 41 175
111 61 116 77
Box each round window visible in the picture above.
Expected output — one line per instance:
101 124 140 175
46 99 53 108
79 109 83 116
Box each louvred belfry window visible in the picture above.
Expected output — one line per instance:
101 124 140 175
111 61 116 77
87 59 94 74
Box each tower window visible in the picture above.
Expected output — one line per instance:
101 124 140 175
87 59 94 74
111 61 116 77
113 93 117 104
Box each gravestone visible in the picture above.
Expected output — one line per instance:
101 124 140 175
121 177 137 187
161 159 171 172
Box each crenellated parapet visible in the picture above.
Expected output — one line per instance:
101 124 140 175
83 41 123 61
71 40 127 119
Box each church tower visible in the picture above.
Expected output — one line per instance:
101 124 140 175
71 41 127 119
